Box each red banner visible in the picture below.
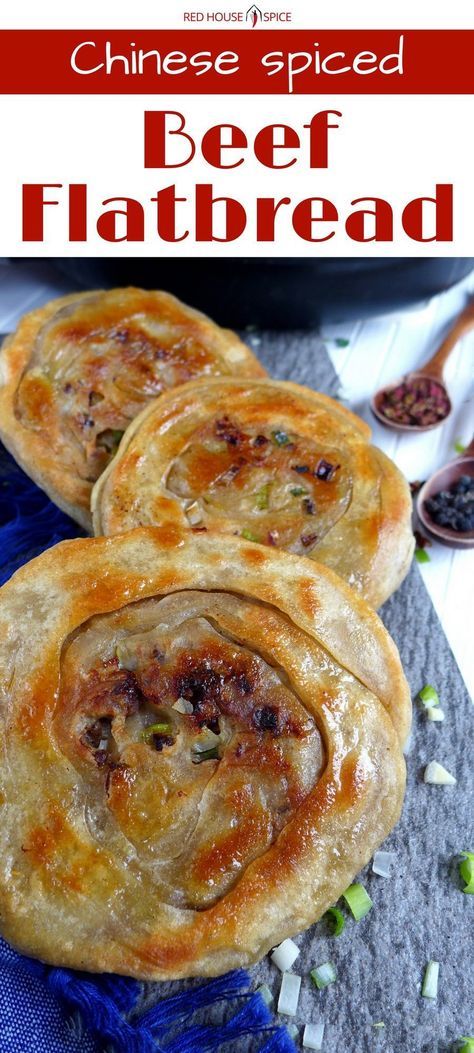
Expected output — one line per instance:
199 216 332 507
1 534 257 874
0 30 472 94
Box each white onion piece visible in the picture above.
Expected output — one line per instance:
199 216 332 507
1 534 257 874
372 851 396 878
303 1022 325 1050
192 728 221 753
424 761 456 785
427 706 445 722
173 697 194 714
422 960 439 999
271 937 300 972
277 972 301 1016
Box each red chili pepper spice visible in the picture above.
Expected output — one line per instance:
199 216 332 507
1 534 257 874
378 378 450 427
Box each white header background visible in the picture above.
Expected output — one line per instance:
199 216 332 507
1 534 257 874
0 1 472 256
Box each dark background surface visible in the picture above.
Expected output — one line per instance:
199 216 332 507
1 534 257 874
53 257 474 328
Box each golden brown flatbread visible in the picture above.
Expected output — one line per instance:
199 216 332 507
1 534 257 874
0 528 409 979
0 289 265 530
93 378 414 607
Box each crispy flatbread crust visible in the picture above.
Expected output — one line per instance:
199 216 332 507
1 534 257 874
0 289 265 530
0 529 409 979
93 378 414 607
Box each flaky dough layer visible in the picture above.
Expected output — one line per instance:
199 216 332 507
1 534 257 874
0 529 409 979
93 378 414 607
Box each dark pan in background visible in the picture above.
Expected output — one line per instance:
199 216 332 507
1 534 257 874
54 257 473 329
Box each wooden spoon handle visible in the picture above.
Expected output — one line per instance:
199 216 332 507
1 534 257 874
423 299 474 380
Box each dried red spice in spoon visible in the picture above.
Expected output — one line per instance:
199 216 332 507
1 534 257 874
378 377 450 427
371 298 474 433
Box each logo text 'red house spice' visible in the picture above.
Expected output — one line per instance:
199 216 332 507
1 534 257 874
183 7 291 23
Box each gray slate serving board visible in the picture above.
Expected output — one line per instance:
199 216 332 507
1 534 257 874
138 333 474 1053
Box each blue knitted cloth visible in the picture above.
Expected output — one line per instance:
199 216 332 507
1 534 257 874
0 450 296 1053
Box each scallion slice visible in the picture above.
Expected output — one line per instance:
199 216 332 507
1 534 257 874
324 906 345 936
141 722 172 743
173 697 194 714
303 1021 325 1049
271 937 300 972
310 961 336 990
342 883 373 920
290 486 307 497
256 983 273 1007
421 960 439 999
191 746 219 764
241 528 260 543
415 548 430 563
424 761 456 785
255 483 271 510
372 851 396 878
277 972 301 1016
418 684 440 708
271 429 291 447
457 1038 474 1053
459 851 474 894
286 1022 300 1042
427 706 445 722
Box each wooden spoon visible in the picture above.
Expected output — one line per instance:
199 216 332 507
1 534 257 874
417 438 474 549
371 298 474 432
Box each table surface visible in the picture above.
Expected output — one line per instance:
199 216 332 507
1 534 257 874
0 259 472 699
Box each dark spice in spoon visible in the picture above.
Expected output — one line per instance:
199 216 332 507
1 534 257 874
424 475 474 532
378 377 450 427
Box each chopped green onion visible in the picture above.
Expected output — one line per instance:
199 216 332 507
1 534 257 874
415 548 430 563
271 429 291 447
335 337 350 348
424 761 456 785
310 961 336 990
458 851 474 894
141 722 173 742
324 906 345 936
421 960 439 999
457 1038 474 1053
342 883 373 920
241 528 260 543
427 706 445 722
256 984 273 1007
454 440 466 454
372 1022 385 1029
303 1022 325 1049
418 684 440 708
278 972 301 1016
286 1022 300 1042
290 486 307 497
191 746 219 764
255 483 271 510
271 937 300 972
